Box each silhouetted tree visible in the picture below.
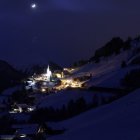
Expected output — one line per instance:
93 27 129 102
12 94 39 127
121 61 127 68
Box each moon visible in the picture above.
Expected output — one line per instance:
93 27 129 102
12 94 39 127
31 3 37 9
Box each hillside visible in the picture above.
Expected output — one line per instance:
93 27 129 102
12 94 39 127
0 60 23 92
37 90 113 109
71 47 140 88
48 89 140 140
0 37 140 139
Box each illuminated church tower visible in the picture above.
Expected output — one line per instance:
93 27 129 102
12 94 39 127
46 65 52 81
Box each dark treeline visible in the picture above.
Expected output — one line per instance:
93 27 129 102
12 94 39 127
30 95 118 123
121 69 140 89
130 56 140 65
11 89 34 105
73 37 132 67
0 115 16 135
0 60 25 93
90 37 131 63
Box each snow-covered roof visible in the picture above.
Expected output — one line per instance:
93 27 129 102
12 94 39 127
0 135 15 139
12 124 39 135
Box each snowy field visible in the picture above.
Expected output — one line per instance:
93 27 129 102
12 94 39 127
48 89 140 140
72 51 140 88
37 89 114 109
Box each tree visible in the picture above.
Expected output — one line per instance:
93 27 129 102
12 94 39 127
92 94 98 108
34 133 46 140
75 97 87 113
67 99 75 116
121 61 127 68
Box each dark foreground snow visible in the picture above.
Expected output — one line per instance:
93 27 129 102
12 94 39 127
48 89 140 140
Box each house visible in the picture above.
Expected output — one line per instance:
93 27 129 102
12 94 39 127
12 124 45 139
45 122 65 135
0 128 16 140
0 135 15 140
10 104 36 113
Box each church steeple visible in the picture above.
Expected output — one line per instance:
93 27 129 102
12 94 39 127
46 65 52 81
47 65 50 73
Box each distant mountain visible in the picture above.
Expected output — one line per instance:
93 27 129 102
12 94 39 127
0 60 24 92
71 35 140 90
72 37 132 67
72 36 140 68
24 61 63 75
48 61 63 71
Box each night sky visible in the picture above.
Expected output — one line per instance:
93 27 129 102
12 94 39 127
1 0 140 68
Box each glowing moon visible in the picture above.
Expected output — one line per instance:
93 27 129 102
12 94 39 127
31 3 36 9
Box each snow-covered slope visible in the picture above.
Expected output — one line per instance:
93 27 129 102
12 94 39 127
1 86 21 96
72 50 140 88
73 51 130 76
48 89 140 140
87 65 140 88
37 90 113 109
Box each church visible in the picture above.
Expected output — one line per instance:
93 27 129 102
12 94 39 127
43 65 52 82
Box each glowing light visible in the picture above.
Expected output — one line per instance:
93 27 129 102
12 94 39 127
66 79 72 84
44 65 52 81
20 134 26 138
27 80 36 86
41 88 46 92
55 73 62 78
28 107 35 112
31 3 36 9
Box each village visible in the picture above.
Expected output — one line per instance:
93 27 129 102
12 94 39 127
0 65 92 140
0 45 140 139
25 65 91 93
